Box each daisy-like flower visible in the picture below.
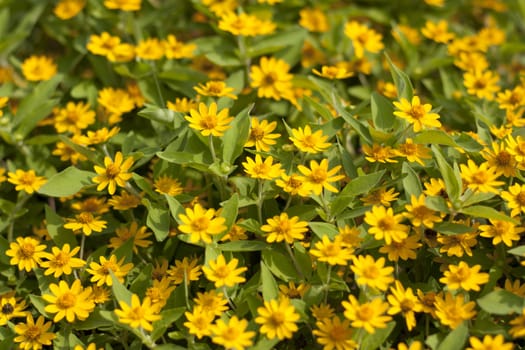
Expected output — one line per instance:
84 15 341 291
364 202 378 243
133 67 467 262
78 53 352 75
421 20 455 43
395 138 432 166
463 69 500 100
497 86 525 111
351 255 394 291
387 281 423 331
312 65 353 80
53 101 96 134
87 285 111 305
342 295 392 334
440 261 489 291
43 280 94 322
92 151 134 195
510 308 525 338
501 183 525 217
437 231 478 257
250 56 293 101
163 34 197 59
167 97 198 113
194 81 237 99
310 235 353 266
21 55 57 81
202 254 247 288
0 295 27 325
244 117 280 152
185 102 233 137
261 212 309 244
218 12 276 37
77 126 120 145
108 190 141 210
311 304 335 321
434 292 477 329
289 125 331 154
504 279 525 297
299 7 329 33
210 316 255 350
97 88 135 123
40 244 85 277
114 294 161 332
298 159 345 195
460 160 504 194
481 141 516 177
86 32 121 56
64 212 107 236
364 205 409 244
53 0 86 20
86 255 134 286
242 154 283 180
178 203 226 243
108 221 153 253
6 237 46 272
379 234 421 261
255 296 300 340
14 315 56 350
275 173 313 197
146 277 175 311
344 21 384 58
71 196 110 214
404 194 442 228
184 305 215 339
7 169 47 194
135 38 164 60
393 96 441 132
466 334 514 350
103 0 141 11
193 290 229 316
278 281 310 299
362 144 398 163
361 187 399 207
505 135 525 168
312 315 357 350
479 218 524 246
167 257 202 285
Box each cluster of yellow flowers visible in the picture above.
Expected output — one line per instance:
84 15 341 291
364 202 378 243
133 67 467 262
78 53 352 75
2 0 525 349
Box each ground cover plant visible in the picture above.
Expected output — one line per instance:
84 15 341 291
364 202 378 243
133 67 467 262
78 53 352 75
1 0 525 349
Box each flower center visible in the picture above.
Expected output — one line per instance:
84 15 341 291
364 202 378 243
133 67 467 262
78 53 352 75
201 115 218 130
377 217 395 231
78 212 95 224
54 252 70 267
496 151 512 166
269 311 285 327
362 265 379 279
213 265 231 279
408 105 425 119
323 243 339 257
263 73 277 86
310 169 327 183
1 303 14 315
329 324 347 341
57 292 76 309
191 217 209 232
400 299 414 313
25 326 41 341
20 243 35 258
222 327 240 342
129 306 145 321
250 127 265 141
20 173 36 185
105 164 120 179
516 192 525 205
471 171 488 184
356 305 374 321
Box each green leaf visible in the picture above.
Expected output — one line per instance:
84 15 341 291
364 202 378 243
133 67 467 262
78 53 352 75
330 170 385 217
166 195 185 225
143 199 171 242
432 145 461 203
260 261 279 301
332 91 373 145
509 245 525 256
402 162 422 198
434 222 474 235
110 271 132 305
477 290 525 315
222 105 251 165
414 129 458 147
250 338 280 350
137 104 177 126
29 295 50 318
461 191 495 207
151 307 186 342
217 193 239 240
0 235 10 265
37 167 95 197
130 264 153 296
460 205 518 224
247 27 307 58
218 240 268 252
371 92 395 130
262 248 297 282
360 321 395 350
385 53 413 100
45 206 77 247
75 309 114 330
309 222 339 240
436 322 468 350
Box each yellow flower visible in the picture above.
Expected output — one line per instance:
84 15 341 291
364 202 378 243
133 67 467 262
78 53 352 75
167 97 198 113
87 32 121 56
71 196 110 214
387 281 422 331
501 183 525 217
14 315 56 350
298 159 345 195
497 86 525 111
261 212 308 244
244 117 280 152
64 212 107 236
7 169 46 194
342 295 392 334
154 175 183 196
53 0 86 20
201 0 238 16
107 43 136 63
104 0 141 11
440 261 489 291
92 151 134 195
167 257 202 285
467 335 514 350
403 194 442 228
40 244 85 277
193 290 229 316
184 306 215 339
185 102 233 137
6 237 46 272
43 280 94 322
463 69 500 100
395 138 432 166
194 80 237 99
53 101 96 134
255 296 300 340
178 203 226 243
504 279 525 297
135 38 165 60
362 144 398 163
210 316 255 350
289 125 331 154
250 56 293 101
392 24 421 45
275 173 312 197
454 51 489 72
97 88 135 123
379 234 421 262
87 285 111 305
393 96 441 132
242 154 283 180
344 21 384 58
480 141 516 177
218 12 276 37
312 316 357 350
278 281 310 299
109 221 153 253
423 178 446 197
108 190 141 210
21 55 57 81
361 187 399 207
479 219 524 246
505 135 525 168
311 304 335 321
351 255 394 291
163 34 197 59
77 126 120 145
310 235 353 266
338 225 364 249
312 65 354 80
421 20 454 43
299 7 329 33
510 308 525 338
460 160 504 194
0 296 27 326
377 80 398 98
364 205 409 244
434 292 477 329
114 294 161 332
202 254 247 288
301 40 326 68
437 231 478 257
86 255 134 286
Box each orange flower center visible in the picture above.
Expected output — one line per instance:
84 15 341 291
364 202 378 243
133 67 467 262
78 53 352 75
408 105 425 120
250 127 265 141
329 324 347 341
25 326 41 341
269 311 285 327
77 212 95 224
20 243 35 258
105 164 121 179
57 292 76 309
496 151 512 166
356 305 374 321
377 217 395 231
310 169 327 183
129 306 145 321
361 265 379 279
400 299 414 313
516 192 525 206
1 303 14 315
213 265 230 279
190 217 209 232
200 115 218 130
263 73 277 86
53 252 70 267
221 326 240 342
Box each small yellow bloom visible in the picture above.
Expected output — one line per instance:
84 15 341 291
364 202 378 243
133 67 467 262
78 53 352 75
393 96 441 132
312 65 354 80
92 151 134 195
86 255 134 286
7 169 46 194
6 237 47 272
244 117 280 152
255 296 300 340
40 244 85 277
434 292 476 329
178 203 226 244
114 294 161 331
297 159 345 195
202 254 247 288
135 38 165 60
440 261 489 291
43 280 94 323
344 21 384 58
14 315 56 350
342 295 392 334
242 154 283 180
53 0 85 20
351 255 394 291
64 212 107 236
194 81 237 99
299 7 329 33
289 125 331 154
185 102 233 137
250 56 293 101
261 212 308 244
104 0 141 11
210 316 255 350
21 55 57 81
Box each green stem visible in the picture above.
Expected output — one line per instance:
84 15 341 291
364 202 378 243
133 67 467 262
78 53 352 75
223 286 236 310
209 134 217 163
150 62 165 107
184 267 191 310
319 192 332 222
257 179 264 224
79 234 86 261
285 243 305 280
324 264 332 304
237 35 251 82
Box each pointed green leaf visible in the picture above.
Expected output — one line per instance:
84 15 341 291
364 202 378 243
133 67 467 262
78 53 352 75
436 322 468 350
222 105 251 164
38 167 95 197
260 261 279 301
371 92 395 130
460 205 518 224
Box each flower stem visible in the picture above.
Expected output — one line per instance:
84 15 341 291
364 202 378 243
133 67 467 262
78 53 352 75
80 234 86 261
209 134 217 163
285 243 305 281
223 286 236 310
324 264 332 304
257 179 264 224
